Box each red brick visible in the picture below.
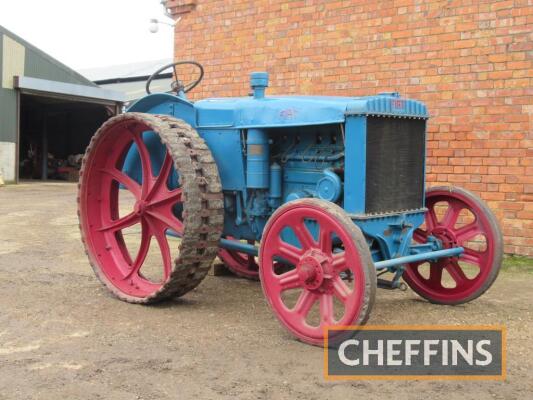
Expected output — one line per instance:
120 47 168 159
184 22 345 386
483 175 506 184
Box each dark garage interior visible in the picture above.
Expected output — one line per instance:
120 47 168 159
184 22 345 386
18 94 113 181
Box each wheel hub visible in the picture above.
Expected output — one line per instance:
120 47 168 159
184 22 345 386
297 250 332 291
134 200 148 215
430 227 457 248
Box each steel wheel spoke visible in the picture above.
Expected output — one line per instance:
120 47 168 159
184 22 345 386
124 220 151 279
441 202 462 228
446 260 469 286
292 290 317 317
277 269 301 291
156 232 173 282
332 276 351 304
462 248 482 265
294 222 316 250
319 227 332 254
320 294 334 326
100 168 141 200
454 222 481 244
332 253 347 273
410 261 427 281
275 240 303 266
149 188 183 208
428 264 443 286
426 206 439 230
146 217 173 281
146 153 173 202
131 131 153 197
98 212 140 233
146 208 184 236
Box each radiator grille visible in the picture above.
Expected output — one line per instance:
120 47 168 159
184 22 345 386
365 117 426 214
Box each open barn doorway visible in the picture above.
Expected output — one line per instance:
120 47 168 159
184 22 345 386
18 94 114 181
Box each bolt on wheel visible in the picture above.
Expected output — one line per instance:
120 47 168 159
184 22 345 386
259 199 376 346
403 186 503 305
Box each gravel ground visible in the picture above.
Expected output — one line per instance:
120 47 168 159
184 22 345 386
0 182 532 400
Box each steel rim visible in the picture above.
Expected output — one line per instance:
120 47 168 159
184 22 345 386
404 188 499 303
80 120 183 298
260 203 367 345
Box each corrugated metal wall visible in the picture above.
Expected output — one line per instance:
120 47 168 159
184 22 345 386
0 31 18 143
23 43 94 87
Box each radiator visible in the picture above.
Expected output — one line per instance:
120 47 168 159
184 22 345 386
365 116 426 214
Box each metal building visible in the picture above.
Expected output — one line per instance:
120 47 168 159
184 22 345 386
0 25 124 183
80 58 173 104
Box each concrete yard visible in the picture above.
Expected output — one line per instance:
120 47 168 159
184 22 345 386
0 182 532 400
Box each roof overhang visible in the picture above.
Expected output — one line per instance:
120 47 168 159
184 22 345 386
14 76 125 106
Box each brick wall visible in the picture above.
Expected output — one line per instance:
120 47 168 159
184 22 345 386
168 0 533 256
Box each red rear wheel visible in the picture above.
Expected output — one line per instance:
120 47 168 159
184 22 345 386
403 186 503 305
218 237 259 280
78 113 223 303
259 199 376 346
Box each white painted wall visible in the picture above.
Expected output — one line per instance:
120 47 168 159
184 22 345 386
0 141 16 182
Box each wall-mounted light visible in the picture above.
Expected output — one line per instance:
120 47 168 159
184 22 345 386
149 17 181 33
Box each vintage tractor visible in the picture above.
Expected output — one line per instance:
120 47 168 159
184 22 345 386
78 61 503 345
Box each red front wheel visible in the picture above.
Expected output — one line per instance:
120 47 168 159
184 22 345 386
259 199 376 346
403 186 503 305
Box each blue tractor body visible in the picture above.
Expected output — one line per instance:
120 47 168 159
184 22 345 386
122 72 460 276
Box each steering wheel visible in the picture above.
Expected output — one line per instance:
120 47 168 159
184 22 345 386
145 61 204 95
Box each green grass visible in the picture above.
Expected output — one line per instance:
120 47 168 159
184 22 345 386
501 255 533 274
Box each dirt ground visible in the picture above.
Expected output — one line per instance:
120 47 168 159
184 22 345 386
0 182 532 400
